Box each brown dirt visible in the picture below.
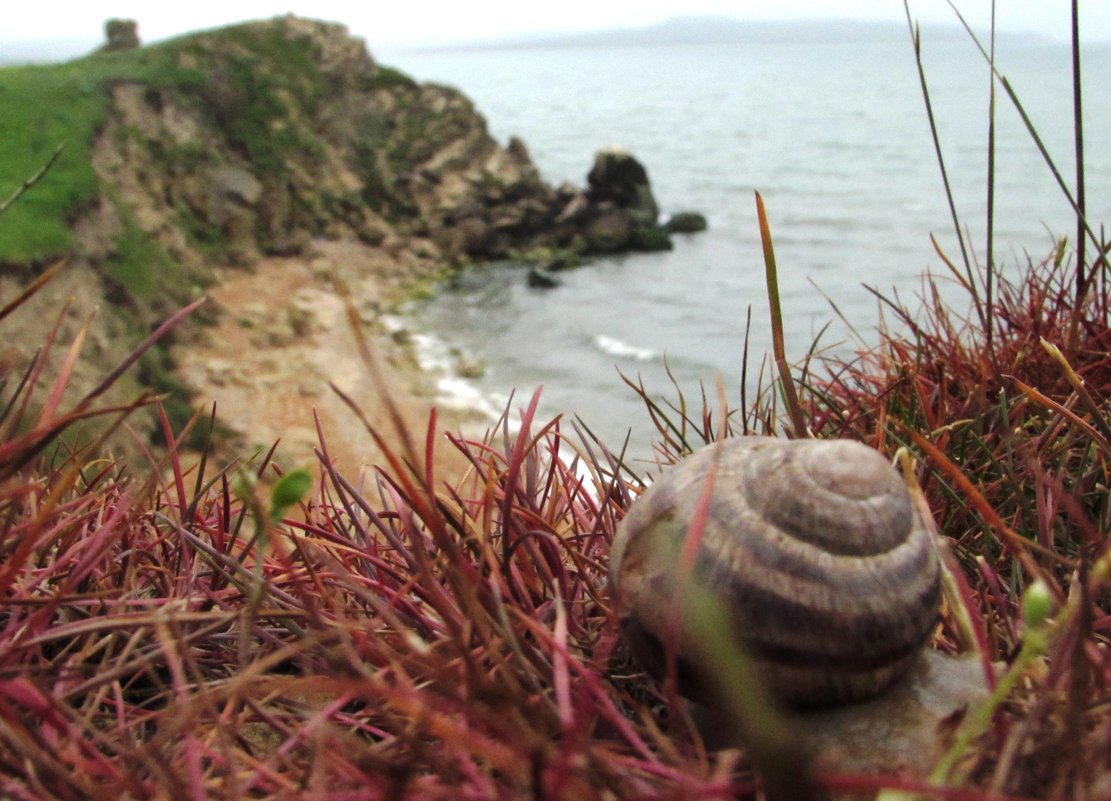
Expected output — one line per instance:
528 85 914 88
174 239 479 481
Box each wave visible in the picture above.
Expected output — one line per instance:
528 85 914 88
433 376 504 420
593 334 656 361
383 316 506 422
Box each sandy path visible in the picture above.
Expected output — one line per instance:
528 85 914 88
174 240 478 481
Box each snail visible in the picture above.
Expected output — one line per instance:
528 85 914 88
608 436 942 708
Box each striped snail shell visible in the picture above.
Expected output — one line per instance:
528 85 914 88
608 436 941 707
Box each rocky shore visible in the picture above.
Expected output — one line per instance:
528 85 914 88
81 15 681 276
4 15 703 469
171 241 481 475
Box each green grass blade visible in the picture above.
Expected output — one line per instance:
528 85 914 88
755 191 807 439
903 2 982 330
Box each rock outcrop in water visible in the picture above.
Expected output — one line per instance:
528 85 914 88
665 211 709 233
554 148 673 253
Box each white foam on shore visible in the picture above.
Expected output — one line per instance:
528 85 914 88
378 314 407 336
434 376 505 420
408 331 453 374
404 328 506 422
593 334 657 362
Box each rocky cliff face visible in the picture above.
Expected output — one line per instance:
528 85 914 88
80 15 670 294
6 15 680 459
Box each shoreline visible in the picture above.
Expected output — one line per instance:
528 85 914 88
174 239 492 479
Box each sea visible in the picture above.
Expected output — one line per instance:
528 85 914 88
380 26 1111 462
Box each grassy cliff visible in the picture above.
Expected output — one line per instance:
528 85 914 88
0 16 574 449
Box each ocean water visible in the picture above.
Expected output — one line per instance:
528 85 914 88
381 31 1111 461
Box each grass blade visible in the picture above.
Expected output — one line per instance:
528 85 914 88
754 190 807 439
904 2 981 329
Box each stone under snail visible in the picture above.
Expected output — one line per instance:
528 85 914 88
608 436 944 708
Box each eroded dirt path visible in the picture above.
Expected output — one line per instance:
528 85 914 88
175 240 475 481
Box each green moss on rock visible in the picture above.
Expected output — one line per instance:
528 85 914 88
630 225 674 252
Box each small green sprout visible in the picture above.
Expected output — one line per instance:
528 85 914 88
269 467 312 523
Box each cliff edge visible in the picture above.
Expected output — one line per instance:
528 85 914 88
0 15 678 460
68 16 672 290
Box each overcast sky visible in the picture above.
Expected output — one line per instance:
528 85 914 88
5 0 1109 50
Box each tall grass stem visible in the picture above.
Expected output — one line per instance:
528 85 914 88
754 191 807 439
1069 0 1087 351
944 2 1101 262
985 0 997 352
903 2 982 332
0 143 65 217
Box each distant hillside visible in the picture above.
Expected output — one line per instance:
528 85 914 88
416 14 1047 52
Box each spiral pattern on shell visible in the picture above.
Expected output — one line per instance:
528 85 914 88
609 436 941 707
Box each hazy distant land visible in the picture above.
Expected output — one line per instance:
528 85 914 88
406 15 1050 52
0 15 1050 66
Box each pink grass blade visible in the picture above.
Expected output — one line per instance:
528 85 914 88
154 400 189 520
33 314 90 429
1009 377 1111 457
81 296 206 408
552 595 574 734
0 259 66 323
340 289 420 468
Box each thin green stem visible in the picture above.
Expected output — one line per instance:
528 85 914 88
903 2 982 331
932 626 1046 785
1068 0 1087 353
1072 0 1086 297
945 1 1102 261
985 0 996 354
0 143 65 217
755 191 807 439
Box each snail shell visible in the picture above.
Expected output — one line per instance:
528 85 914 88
609 436 941 707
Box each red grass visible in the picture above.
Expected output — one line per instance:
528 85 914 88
0 292 762 799
9 247 1108 800
3 39 1110 791
616 234 1111 798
